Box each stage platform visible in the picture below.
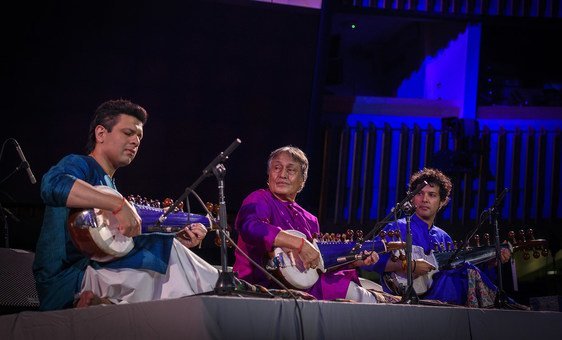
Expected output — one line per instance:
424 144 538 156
1 294 561 340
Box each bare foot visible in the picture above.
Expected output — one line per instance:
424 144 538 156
75 291 113 308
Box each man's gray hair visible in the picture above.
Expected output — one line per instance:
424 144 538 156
267 146 309 185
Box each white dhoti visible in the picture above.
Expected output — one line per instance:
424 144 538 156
81 239 219 304
345 281 379 303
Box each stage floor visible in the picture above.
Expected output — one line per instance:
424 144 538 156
1 294 561 340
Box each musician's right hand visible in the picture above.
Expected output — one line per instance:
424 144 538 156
114 199 142 237
297 240 321 270
274 231 321 270
412 259 436 277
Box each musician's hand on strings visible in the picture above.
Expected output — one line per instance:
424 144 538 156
297 240 321 270
500 246 511 263
487 244 512 267
176 223 207 248
412 259 436 277
352 251 379 267
114 199 141 237
274 231 321 270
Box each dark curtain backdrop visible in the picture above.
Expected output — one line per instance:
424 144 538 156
0 1 319 252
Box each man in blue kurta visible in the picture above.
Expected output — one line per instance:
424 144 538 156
33 99 218 310
365 167 511 307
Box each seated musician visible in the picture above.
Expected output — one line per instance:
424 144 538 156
233 146 386 303
33 99 221 310
364 167 512 307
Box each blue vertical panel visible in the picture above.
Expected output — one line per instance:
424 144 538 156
387 128 399 212
543 132 554 218
518 129 528 220
504 130 515 220
463 23 481 119
342 127 358 220
335 113 561 226
488 129 499 212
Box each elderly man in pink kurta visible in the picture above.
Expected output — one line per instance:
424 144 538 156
233 146 381 302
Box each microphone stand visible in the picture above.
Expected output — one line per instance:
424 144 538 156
363 181 429 242
361 181 428 304
0 163 32 248
441 188 509 306
157 139 241 223
400 201 419 304
441 189 506 271
490 188 509 308
0 202 8 248
441 212 490 271
0 151 32 248
156 139 241 295
212 163 236 294
0 138 33 248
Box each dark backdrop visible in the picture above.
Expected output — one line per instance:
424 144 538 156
0 1 320 253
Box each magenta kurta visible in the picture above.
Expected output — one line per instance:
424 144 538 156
233 189 359 300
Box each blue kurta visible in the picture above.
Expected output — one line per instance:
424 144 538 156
32 154 175 311
365 214 499 306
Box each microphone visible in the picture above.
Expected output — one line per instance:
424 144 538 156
490 188 509 212
406 180 428 201
157 139 242 225
336 253 368 263
202 138 242 176
13 140 37 184
391 180 428 214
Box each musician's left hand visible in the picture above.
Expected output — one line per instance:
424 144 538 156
488 245 512 267
412 259 436 277
176 223 207 248
352 251 379 267
500 247 511 263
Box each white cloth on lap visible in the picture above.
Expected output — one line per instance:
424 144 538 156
345 281 378 303
81 239 219 304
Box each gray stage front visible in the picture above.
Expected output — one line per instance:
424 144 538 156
1 295 561 340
